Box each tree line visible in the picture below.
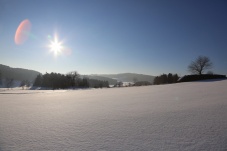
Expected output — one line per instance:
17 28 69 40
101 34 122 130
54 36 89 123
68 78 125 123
153 73 179 85
33 72 109 89
0 70 2 85
0 55 218 88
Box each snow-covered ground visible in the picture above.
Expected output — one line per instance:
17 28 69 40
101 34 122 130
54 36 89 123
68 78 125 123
0 80 227 151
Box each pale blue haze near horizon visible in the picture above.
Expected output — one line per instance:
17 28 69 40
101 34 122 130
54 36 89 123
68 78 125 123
0 0 227 76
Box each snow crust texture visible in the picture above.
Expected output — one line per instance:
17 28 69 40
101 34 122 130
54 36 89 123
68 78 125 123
0 80 227 151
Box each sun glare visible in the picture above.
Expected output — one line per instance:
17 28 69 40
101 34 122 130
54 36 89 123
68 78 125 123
49 35 63 56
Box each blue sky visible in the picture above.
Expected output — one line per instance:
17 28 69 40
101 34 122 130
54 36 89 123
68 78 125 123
0 0 227 76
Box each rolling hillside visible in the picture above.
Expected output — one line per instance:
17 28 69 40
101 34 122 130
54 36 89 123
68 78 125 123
83 75 118 85
0 64 41 82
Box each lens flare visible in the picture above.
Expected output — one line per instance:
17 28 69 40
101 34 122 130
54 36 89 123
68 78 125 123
63 47 72 56
15 19 31 45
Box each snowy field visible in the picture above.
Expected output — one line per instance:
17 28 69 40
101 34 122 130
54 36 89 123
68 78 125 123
0 80 227 151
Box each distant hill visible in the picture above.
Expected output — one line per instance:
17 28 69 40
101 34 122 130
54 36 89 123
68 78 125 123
0 64 155 85
82 75 118 85
0 64 41 82
93 73 155 83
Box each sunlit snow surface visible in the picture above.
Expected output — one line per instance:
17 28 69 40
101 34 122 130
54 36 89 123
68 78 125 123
0 80 227 151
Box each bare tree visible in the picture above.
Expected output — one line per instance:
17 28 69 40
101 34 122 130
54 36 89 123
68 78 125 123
20 80 30 90
188 56 213 75
66 71 80 87
115 81 123 87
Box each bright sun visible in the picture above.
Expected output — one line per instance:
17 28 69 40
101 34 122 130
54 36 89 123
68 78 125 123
49 35 63 56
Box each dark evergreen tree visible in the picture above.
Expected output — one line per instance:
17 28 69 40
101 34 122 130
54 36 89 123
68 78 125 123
173 74 179 83
0 70 2 85
167 73 173 84
162 74 168 84
153 73 179 85
81 78 89 87
33 74 42 87
153 76 160 85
